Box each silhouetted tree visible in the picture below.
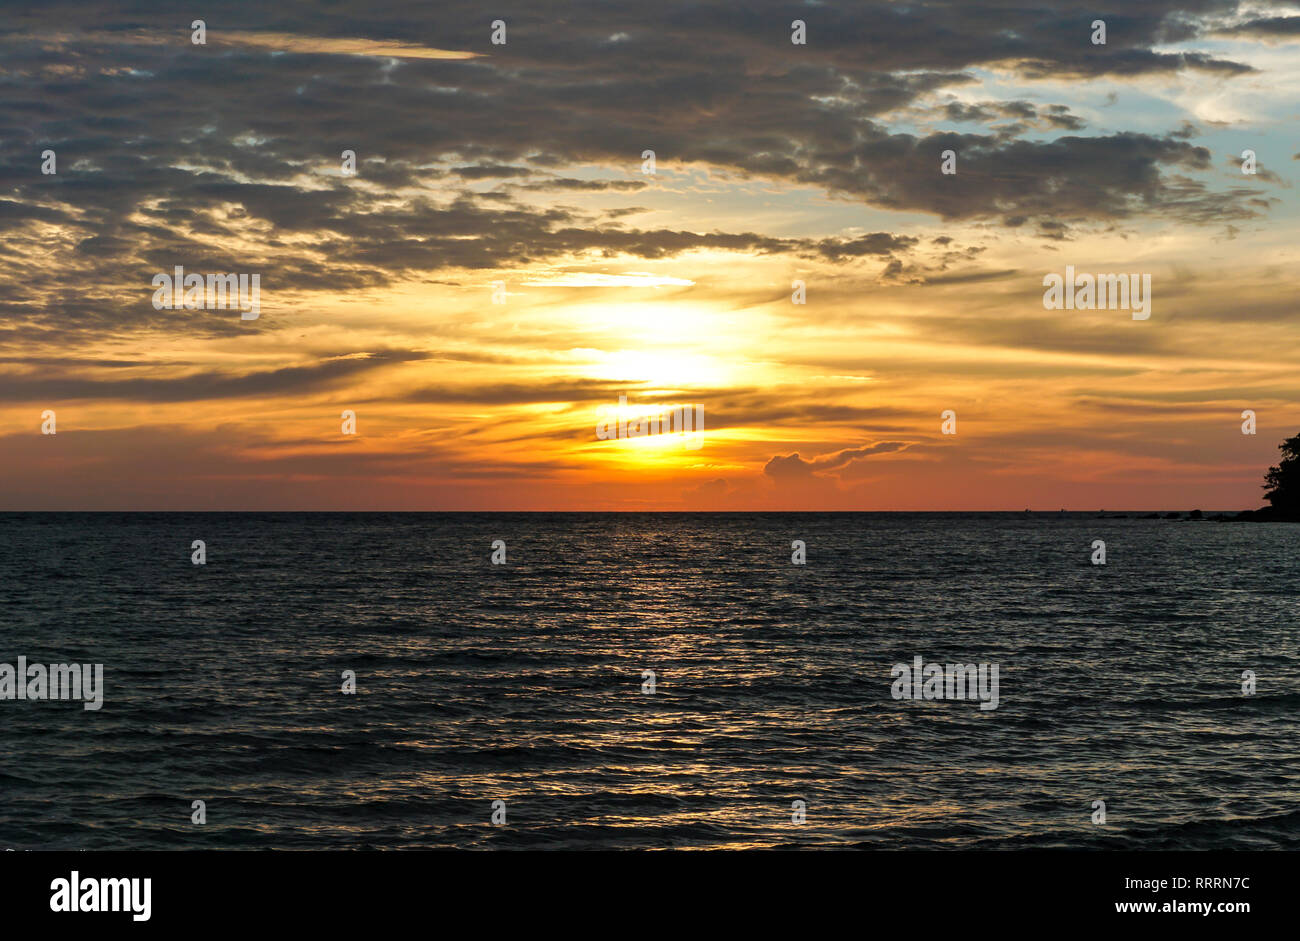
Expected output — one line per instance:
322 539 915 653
1263 433 1300 515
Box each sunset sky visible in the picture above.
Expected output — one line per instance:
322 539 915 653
2 1 1299 510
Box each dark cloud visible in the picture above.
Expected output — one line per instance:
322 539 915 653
765 440 911 479
0 352 428 402
815 233 919 261
0 0 1283 348
510 178 648 192
450 165 533 179
943 99 1086 132
1217 16 1300 37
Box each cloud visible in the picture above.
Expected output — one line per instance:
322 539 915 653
520 272 695 287
0 0 1273 332
0 352 428 402
0 1 1294 511
1216 17 1300 38
764 440 911 479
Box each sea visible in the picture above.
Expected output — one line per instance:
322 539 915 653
2 512 1297 850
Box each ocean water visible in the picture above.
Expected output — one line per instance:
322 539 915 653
1 512 1297 850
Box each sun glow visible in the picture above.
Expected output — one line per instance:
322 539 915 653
589 349 731 388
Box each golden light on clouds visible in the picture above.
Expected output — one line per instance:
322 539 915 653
2 7 1299 509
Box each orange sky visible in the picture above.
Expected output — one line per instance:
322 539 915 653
2 8 1298 509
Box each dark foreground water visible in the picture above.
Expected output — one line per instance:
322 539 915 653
1 512 1297 850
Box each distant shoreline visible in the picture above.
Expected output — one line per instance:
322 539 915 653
1222 506 1300 522
0 508 1296 517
